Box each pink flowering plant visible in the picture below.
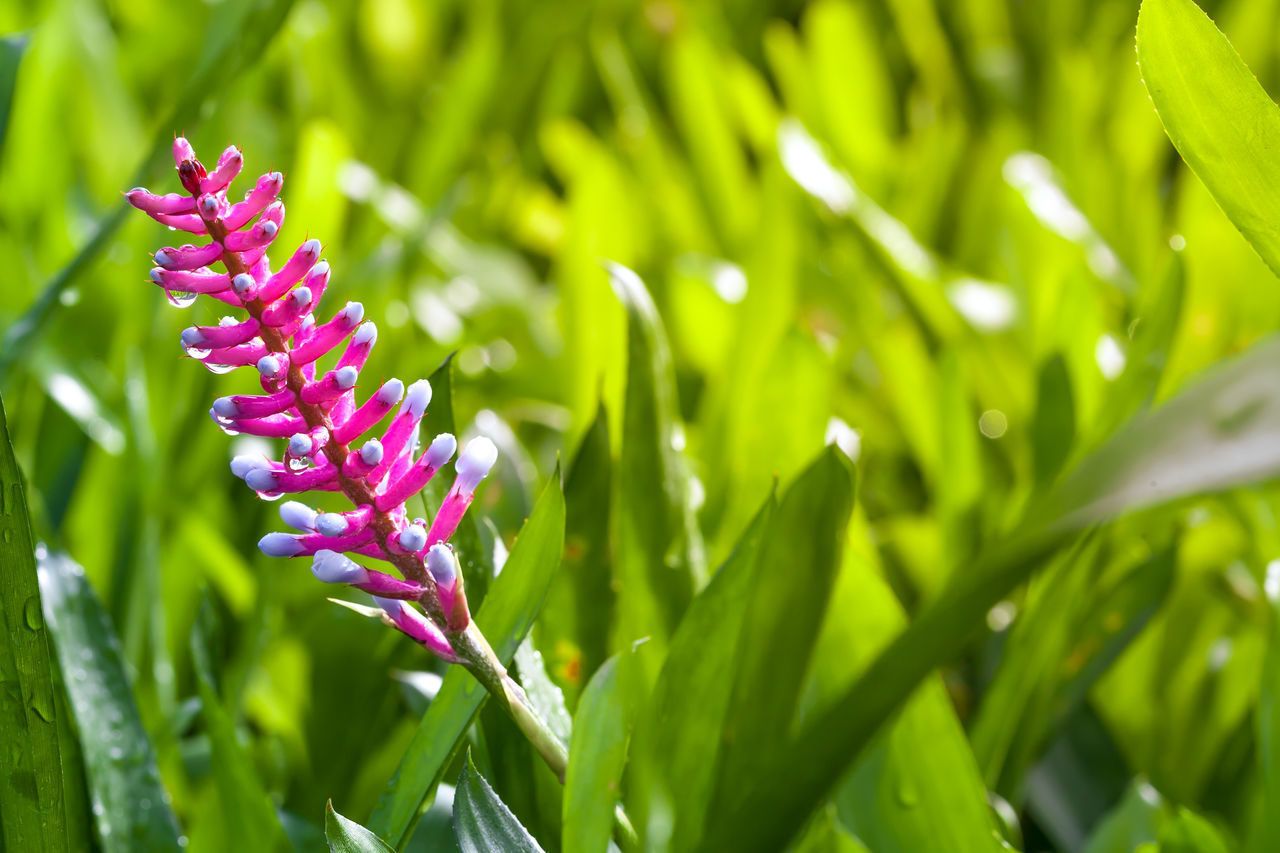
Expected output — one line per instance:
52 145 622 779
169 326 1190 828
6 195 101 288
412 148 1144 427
125 138 576 793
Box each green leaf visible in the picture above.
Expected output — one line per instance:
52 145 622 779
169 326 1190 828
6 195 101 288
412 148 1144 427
1137 0 1280 278
326 801 395 853
702 331 1280 850
630 492 775 849
610 263 706 670
454 752 546 853
369 471 565 848
1259 571 1280 849
1032 354 1076 487
709 447 856 817
0 393 67 852
1080 779 1164 853
190 601 292 853
1158 808 1231 853
562 648 640 853
37 550 182 852
0 31 29 160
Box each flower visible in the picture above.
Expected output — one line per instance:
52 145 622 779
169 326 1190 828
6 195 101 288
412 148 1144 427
127 139 496 653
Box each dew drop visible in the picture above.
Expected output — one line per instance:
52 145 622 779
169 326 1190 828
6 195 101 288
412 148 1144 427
204 361 237 375
895 780 918 808
286 455 310 472
165 289 197 309
23 597 41 631
108 746 124 761
181 341 211 360
2 529 10 543
256 490 285 502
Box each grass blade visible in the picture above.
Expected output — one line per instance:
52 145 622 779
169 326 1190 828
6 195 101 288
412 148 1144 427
0 393 67 851
1138 0 1280 278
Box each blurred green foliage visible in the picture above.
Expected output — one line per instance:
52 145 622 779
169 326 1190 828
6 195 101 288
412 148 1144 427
8 0 1280 849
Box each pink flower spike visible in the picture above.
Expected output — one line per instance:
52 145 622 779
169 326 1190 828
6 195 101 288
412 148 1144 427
126 189 196 216
154 242 222 271
301 365 359 405
245 461 340 495
261 286 313 328
315 505 374 537
213 387 296 420
333 378 403 444
204 337 268 367
262 526 375 558
224 217 280 252
373 598 459 662
182 317 260 351
216 412 307 438
336 322 376 373
367 380 431 483
149 268 230 294
290 302 364 364
376 433 456 512
260 239 322 303
151 213 208 235
224 171 284 230
342 439 384 480
426 437 497 548
173 137 196 165
201 145 243 194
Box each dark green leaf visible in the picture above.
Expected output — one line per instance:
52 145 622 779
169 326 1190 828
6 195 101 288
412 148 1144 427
38 550 182 852
0 32 29 160
326 801 395 853
0 393 67 852
369 471 565 847
1032 354 1076 487
454 752 546 853
1080 779 1165 853
1158 807 1231 853
1138 0 1280 277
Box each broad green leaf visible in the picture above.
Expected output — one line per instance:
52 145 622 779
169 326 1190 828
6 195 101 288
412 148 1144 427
702 331 1280 850
0 32 28 159
563 649 640 853
370 472 565 848
190 602 292 853
1137 0 1280 278
37 550 182 852
631 492 776 850
327 801 395 853
610 263 706 670
0 393 67 852
454 752 546 853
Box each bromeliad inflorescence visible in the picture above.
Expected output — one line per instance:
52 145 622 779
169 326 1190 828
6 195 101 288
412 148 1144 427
127 138 495 659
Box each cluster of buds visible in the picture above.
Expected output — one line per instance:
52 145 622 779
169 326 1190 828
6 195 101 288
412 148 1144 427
127 139 496 658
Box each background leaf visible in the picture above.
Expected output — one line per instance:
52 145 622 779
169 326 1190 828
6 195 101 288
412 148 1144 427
326 801 395 853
